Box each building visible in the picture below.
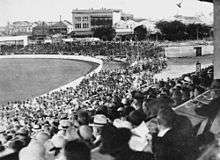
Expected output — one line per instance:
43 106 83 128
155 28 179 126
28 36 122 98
6 21 39 36
32 22 50 40
72 8 134 36
63 20 74 34
49 21 68 35
0 35 29 46
0 26 6 36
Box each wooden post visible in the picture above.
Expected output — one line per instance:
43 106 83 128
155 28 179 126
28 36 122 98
214 0 220 79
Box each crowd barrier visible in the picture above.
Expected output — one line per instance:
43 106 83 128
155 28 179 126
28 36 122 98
174 90 210 126
0 55 103 98
165 45 213 57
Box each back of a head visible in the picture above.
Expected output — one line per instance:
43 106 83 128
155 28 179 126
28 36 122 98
157 108 176 128
77 110 90 125
127 110 146 126
64 139 90 160
100 124 132 155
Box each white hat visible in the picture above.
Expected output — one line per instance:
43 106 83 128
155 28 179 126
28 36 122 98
89 114 108 127
32 125 41 132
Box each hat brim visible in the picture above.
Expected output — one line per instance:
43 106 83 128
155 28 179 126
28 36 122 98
89 123 106 127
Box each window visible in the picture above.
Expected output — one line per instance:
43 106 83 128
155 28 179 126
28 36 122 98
75 23 81 29
82 16 89 21
83 23 89 28
75 17 81 22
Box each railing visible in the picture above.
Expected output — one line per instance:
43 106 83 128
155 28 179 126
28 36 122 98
174 90 211 126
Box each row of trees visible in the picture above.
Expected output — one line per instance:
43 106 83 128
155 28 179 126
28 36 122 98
92 20 212 42
155 20 213 41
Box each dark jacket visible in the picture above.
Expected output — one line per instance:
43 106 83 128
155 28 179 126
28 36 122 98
113 146 154 160
0 152 19 160
152 128 196 160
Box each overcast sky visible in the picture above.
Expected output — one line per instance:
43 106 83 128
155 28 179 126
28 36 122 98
0 0 213 26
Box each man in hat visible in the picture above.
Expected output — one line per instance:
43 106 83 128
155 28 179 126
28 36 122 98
89 114 108 147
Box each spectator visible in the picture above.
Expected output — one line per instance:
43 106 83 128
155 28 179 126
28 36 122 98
94 124 154 160
77 125 95 149
126 110 151 151
89 114 108 147
19 140 46 160
151 108 196 160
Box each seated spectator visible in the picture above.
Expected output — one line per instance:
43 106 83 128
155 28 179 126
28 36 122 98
48 135 66 160
126 110 151 151
151 108 197 160
19 140 46 160
77 110 90 126
1 139 24 160
89 114 108 147
142 97 173 121
93 124 153 160
77 125 95 149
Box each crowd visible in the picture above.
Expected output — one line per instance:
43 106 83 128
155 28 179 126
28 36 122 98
0 41 218 160
0 41 163 60
0 57 216 160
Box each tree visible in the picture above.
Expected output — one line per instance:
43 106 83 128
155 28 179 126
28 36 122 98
93 26 116 41
156 20 212 41
156 20 187 41
134 25 148 41
186 23 212 40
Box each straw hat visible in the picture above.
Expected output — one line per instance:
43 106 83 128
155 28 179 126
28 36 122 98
89 114 108 127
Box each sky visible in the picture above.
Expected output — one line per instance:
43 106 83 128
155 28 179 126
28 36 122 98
0 0 213 26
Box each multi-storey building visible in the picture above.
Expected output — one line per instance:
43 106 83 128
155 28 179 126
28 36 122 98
72 8 134 36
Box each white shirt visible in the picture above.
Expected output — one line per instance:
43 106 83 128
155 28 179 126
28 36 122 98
129 121 151 151
157 127 171 137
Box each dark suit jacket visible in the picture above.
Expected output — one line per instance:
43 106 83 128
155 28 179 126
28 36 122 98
0 152 19 160
152 128 195 160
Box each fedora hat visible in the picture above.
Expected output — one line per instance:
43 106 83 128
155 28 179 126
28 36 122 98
89 114 108 127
